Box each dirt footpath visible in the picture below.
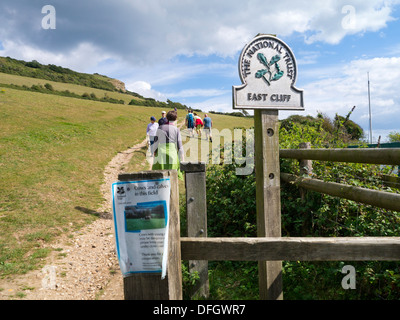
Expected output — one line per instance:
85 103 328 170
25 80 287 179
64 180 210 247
0 138 149 300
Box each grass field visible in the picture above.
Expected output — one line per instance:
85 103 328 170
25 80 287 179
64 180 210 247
125 218 166 232
1 84 150 276
0 72 139 104
0 72 253 277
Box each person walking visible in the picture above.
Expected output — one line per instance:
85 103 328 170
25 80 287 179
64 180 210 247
158 111 167 126
146 116 159 149
152 110 185 180
194 112 203 136
185 109 195 137
203 113 213 142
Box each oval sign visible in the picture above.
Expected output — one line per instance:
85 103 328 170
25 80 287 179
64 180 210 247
233 34 304 110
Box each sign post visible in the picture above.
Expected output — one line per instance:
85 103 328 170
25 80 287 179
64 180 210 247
233 34 304 300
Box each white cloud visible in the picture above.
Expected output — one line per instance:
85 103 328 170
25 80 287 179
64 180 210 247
167 88 229 99
287 55 400 142
190 96 232 113
0 40 111 72
1 0 398 66
304 0 398 44
125 81 167 101
297 51 322 65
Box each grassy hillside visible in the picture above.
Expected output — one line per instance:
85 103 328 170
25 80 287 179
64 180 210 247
0 87 146 275
0 74 253 277
0 56 120 92
0 72 139 105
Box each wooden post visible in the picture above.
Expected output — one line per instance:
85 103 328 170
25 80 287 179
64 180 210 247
233 34 303 300
298 142 312 201
299 142 312 176
298 142 312 235
118 170 182 300
254 110 283 300
180 162 209 298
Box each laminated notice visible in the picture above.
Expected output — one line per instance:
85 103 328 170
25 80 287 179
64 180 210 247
111 178 170 277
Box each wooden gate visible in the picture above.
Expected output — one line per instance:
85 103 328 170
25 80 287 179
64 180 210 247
121 145 400 300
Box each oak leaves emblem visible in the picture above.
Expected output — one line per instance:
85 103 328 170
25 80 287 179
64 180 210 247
255 53 284 86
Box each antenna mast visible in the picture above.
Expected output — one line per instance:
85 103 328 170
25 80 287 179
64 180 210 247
368 72 372 144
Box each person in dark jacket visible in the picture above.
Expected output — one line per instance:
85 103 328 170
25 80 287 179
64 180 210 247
158 111 167 126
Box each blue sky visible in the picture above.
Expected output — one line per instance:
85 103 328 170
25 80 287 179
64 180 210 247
1 0 400 142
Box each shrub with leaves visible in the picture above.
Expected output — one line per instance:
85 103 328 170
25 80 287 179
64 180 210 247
205 110 400 299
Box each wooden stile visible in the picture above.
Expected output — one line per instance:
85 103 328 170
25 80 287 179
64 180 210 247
119 170 182 300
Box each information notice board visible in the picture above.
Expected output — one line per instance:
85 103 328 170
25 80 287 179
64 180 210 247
112 178 171 277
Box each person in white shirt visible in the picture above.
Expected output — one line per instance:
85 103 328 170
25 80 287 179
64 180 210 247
146 116 159 147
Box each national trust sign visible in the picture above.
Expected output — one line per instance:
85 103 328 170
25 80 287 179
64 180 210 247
233 34 304 110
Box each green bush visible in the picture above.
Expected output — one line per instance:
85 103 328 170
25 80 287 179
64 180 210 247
44 83 54 91
388 131 400 143
25 60 42 69
204 112 400 300
206 164 256 237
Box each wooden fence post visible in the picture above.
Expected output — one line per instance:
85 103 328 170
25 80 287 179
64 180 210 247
299 142 312 201
254 110 283 300
118 170 182 300
180 162 209 298
299 142 312 176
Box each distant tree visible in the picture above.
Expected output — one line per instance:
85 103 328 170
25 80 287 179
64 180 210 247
388 131 400 142
44 83 54 91
335 115 364 141
25 60 42 68
281 109 363 143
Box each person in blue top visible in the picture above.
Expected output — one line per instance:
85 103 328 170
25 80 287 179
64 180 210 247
203 114 213 142
185 109 195 137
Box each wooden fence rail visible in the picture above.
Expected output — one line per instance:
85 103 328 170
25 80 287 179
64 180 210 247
280 146 400 211
280 173 400 212
280 148 400 165
181 237 400 261
382 174 400 189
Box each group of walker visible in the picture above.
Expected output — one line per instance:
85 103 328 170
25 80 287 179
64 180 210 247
146 110 212 180
184 109 213 142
